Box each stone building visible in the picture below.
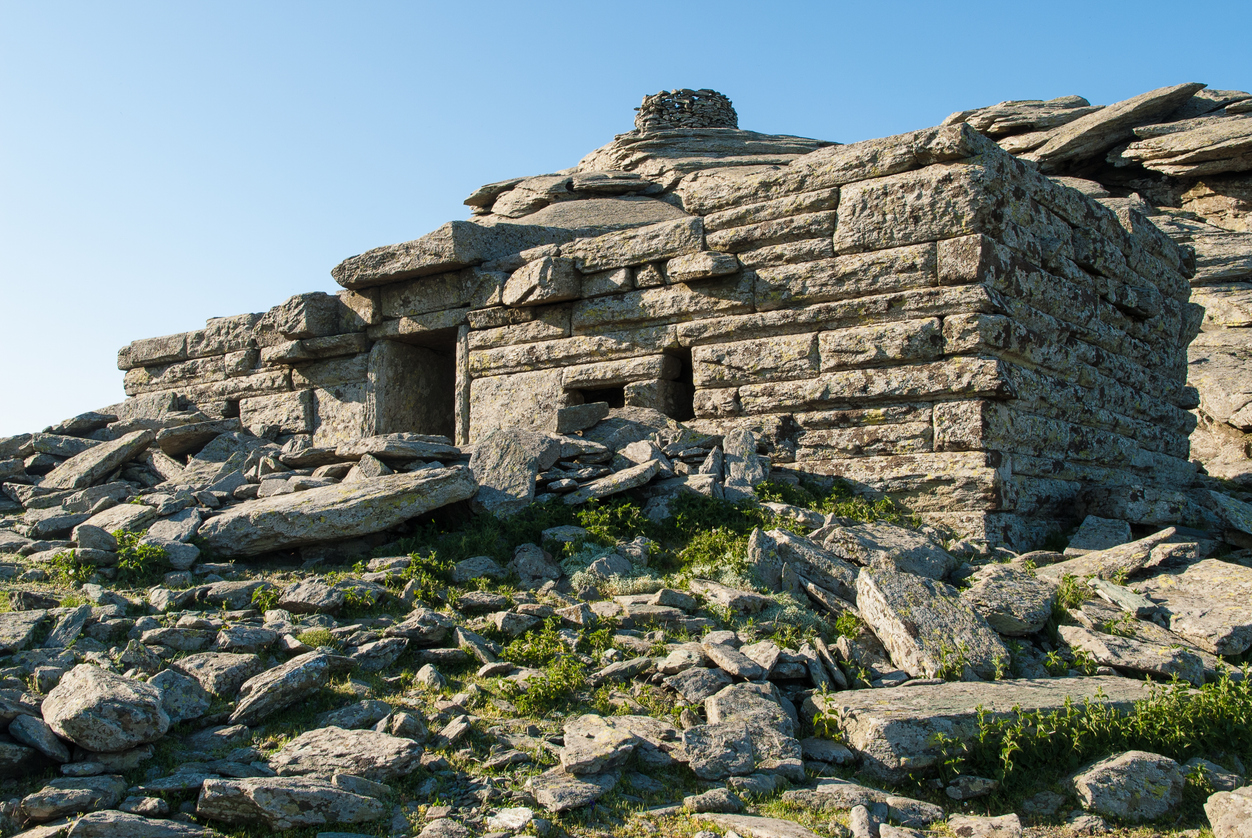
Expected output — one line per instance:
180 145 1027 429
115 89 1206 547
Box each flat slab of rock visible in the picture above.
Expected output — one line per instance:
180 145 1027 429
960 565 1054 636
1037 527 1199 583
41 429 155 490
269 726 423 781
42 665 170 753
470 431 561 517
21 775 127 822
1205 786 1252 838
527 768 617 812
171 652 265 696
1059 625 1205 685
197 776 387 830
230 651 331 725
1136 559 1252 655
824 522 956 579
65 810 215 836
857 568 1009 679
560 714 640 774
199 466 477 557
696 813 823 838
561 459 659 505
805 676 1151 781
1064 515 1132 556
0 610 49 653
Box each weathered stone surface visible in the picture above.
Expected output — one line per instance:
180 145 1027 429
560 714 639 774
565 217 703 272
197 776 387 830
1136 559 1252 655
1024 83 1206 171
1206 786 1252 838
149 669 211 724
1037 528 1198 583
503 256 581 307
949 814 1022 838
1059 625 1205 685
683 722 756 779
1122 115 1252 177
667 250 739 282
41 430 155 490
665 666 733 703
470 430 561 516
856 569 1009 680
8 713 71 762
0 610 49 653
21 775 127 822
171 652 265 696
527 768 617 812
42 665 169 753
825 522 955 579
696 813 823 838
230 652 332 725
562 459 659 505
807 676 1150 780
1072 750 1184 822
199 466 476 556
960 564 1054 635
65 810 214 837
270 726 423 780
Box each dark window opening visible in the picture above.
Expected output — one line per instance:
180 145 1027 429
372 332 458 439
580 386 626 409
666 347 696 422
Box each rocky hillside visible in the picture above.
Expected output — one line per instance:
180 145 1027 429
2 82 1252 838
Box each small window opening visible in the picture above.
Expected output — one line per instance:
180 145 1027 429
580 386 626 409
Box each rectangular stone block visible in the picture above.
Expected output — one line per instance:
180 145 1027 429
117 333 188 371
337 288 381 330
692 333 819 388
468 369 572 441
832 157 1012 255
738 237 835 269
571 272 751 334
468 325 676 378
565 217 704 272
181 369 292 404
677 284 1002 347
187 313 263 359
312 384 368 447
563 355 680 389
693 388 741 419
624 380 691 417
467 306 534 330
264 292 343 340
240 390 314 436
580 267 633 298
703 187 840 233
467 306 571 351
796 422 933 459
292 354 370 389
820 319 942 371
755 243 937 311
794 450 1011 513
123 356 226 396
794 404 933 429
366 308 469 342
380 267 506 318
737 358 1013 414
705 211 836 253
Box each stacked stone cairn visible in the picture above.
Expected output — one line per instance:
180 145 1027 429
634 89 739 131
1 87 1251 838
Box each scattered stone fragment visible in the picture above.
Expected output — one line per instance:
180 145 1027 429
197 776 387 830
960 564 1055 635
230 651 332 725
270 726 424 781
1072 750 1185 822
949 813 1023 838
42 665 170 753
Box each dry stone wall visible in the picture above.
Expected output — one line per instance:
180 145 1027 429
114 92 1204 548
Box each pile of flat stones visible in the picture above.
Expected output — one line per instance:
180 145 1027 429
634 89 739 132
2 403 1252 837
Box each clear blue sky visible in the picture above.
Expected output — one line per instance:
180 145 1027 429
2 1 1249 436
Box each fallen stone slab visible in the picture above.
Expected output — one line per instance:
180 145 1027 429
40 429 155 491
804 676 1151 781
561 714 640 774
335 433 460 462
230 651 332 725
1064 515 1132 556
949 813 1022 838
561 459 660 505
781 778 944 826
1059 625 1205 685
690 578 771 614
856 568 1009 680
21 775 127 822
824 521 956 580
960 565 1054 636
469 430 562 516
269 726 424 781
695 814 823 838
42 665 170 753
65 810 215 837
1037 527 1203 582
527 768 617 812
1136 559 1252 655
198 466 477 557
171 652 265 696
197 775 386 830
0 610 49 654
766 529 858 601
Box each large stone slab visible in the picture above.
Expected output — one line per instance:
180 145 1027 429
42 665 169 753
960 565 1055 636
1059 625 1205 685
1136 559 1252 655
856 568 1009 680
469 430 562 517
805 676 1151 781
823 521 956 580
269 726 423 781
230 652 332 725
197 776 386 830
695 814 823 838
40 430 155 490
65 810 215 837
199 466 476 557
